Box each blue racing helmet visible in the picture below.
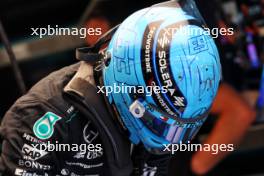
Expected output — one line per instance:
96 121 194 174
100 0 222 151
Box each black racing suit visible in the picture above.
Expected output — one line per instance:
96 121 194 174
0 62 171 176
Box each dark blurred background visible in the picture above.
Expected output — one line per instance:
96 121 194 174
0 0 264 175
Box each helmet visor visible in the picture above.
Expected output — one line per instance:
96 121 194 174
129 100 209 143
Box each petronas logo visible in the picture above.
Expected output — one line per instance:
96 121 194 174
33 112 61 140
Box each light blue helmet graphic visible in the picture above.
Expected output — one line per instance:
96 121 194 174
103 0 221 151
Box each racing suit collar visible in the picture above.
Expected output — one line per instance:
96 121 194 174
64 61 96 95
64 61 129 135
